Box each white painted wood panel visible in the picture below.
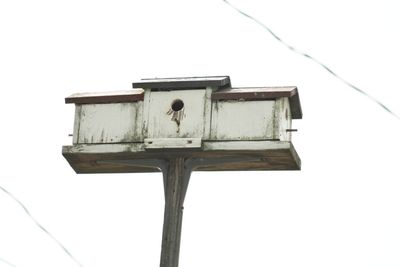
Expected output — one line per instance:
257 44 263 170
202 86 214 139
210 100 276 140
146 90 206 139
71 92 293 145
76 102 143 144
72 105 82 144
274 97 292 141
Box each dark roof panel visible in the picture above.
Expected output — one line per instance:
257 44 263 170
65 90 144 104
132 76 231 90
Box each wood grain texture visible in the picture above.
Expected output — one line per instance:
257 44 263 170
160 157 188 267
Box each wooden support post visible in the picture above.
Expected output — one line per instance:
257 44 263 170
160 157 191 267
98 157 262 267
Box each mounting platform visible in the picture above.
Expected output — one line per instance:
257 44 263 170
62 140 300 174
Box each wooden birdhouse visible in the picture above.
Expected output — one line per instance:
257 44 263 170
63 76 302 172
62 76 303 267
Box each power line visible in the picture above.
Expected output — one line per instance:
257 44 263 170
0 185 85 267
222 0 400 120
0 257 17 267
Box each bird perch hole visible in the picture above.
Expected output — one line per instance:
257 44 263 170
171 99 184 112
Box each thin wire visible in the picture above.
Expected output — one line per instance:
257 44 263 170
222 0 400 120
0 185 85 267
0 258 17 267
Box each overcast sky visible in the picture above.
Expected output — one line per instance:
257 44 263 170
1 0 400 266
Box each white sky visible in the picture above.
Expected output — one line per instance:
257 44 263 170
1 0 400 266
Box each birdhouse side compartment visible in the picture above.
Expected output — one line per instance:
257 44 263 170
210 86 300 142
65 90 144 144
209 99 276 141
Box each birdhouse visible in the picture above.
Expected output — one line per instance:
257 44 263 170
63 76 302 172
62 76 303 267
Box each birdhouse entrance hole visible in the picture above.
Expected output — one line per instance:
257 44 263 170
171 99 184 112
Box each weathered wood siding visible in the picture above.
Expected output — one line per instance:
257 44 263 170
74 102 143 144
62 140 301 173
209 98 292 141
70 88 294 145
210 100 276 140
274 97 292 142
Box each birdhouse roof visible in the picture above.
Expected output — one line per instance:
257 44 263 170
65 76 302 119
65 90 144 104
132 76 231 90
